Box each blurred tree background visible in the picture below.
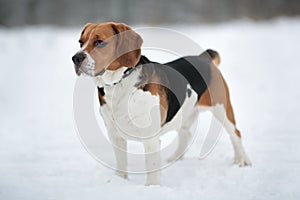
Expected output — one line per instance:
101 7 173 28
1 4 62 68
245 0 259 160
0 0 300 26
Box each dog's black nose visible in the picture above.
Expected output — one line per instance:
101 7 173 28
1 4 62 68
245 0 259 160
72 53 85 66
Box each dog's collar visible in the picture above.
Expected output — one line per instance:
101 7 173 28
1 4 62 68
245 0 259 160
122 67 136 79
105 67 136 87
95 55 150 87
94 66 137 88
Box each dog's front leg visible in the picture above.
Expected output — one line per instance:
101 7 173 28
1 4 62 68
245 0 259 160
144 137 161 185
108 130 128 179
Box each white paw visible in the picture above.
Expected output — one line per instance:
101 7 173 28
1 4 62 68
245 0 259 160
234 153 252 167
146 179 161 186
115 171 128 179
146 171 161 186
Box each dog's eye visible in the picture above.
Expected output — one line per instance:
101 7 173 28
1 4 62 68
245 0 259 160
94 40 107 48
79 40 83 48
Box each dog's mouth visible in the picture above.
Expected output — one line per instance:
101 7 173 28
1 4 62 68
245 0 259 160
76 67 86 76
76 67 105 77
75 60 96 77
75 65 82 76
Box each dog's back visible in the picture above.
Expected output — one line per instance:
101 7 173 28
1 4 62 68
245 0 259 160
136 50 215 122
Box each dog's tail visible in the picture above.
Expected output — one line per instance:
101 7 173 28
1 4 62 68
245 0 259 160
204 49 221 67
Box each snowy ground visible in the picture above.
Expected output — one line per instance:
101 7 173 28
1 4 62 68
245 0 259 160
0 18 300 200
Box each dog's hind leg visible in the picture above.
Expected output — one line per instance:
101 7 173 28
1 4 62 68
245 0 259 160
211 103 251 167
169 128 191 162
144 137 161 185
167 110 199 162
198 65 251 166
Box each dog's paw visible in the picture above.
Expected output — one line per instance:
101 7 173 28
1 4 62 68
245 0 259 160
115 171 128 179
146 176 161 186
234 153 252 167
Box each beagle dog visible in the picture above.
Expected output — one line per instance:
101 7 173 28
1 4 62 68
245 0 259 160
72 22 251 185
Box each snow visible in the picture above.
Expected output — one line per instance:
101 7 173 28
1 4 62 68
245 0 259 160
1 18 300 200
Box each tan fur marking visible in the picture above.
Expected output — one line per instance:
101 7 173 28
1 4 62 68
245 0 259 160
198 64 241 138
206 49 221 67
98 90 106 106
141 75 168 125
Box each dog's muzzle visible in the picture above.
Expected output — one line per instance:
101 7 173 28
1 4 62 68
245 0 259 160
72 52 86 75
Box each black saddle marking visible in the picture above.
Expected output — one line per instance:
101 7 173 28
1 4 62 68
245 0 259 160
137 55 212 123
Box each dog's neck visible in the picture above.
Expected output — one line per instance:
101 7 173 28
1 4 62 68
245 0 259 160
94 67 130 87
94 55 150 88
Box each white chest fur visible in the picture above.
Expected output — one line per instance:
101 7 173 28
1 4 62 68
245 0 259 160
95 68 162 141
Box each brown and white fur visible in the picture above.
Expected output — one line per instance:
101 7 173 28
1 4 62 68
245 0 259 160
72 22 251 185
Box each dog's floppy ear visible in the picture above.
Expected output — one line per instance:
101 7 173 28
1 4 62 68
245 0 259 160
111 23 143 68
81 23 93 36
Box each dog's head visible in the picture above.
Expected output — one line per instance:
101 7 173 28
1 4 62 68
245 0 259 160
72 22 143 76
